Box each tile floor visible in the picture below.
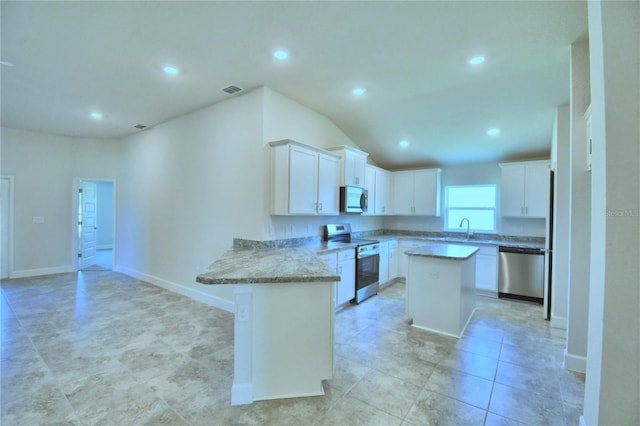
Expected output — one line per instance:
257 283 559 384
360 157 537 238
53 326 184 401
1 272 585 425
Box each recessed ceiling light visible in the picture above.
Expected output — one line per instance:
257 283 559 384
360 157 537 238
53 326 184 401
469 56 486 65
352 87 366 96
163 65 179 75
90 112 103 119
487 128 501 136
399 140 410 148
273 50 289 60
0 60 14 67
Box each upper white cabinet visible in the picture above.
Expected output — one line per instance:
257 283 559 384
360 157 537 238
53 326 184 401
364 165 392 216
499 160 550 218
392 168 441 216
326 146 369 187
270 140 340 216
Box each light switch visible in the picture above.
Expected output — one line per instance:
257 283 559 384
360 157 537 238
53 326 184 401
32 216 45 224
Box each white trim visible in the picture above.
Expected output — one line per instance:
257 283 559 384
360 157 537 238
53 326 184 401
564 348 587 373
551 314 568 329
12 265 75 278
113 265 235 313
96 245 113 250
1 175 15 279
579 415 587 426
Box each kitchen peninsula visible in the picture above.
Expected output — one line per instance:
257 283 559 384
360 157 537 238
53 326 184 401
197 247 339 405
405 243 479 338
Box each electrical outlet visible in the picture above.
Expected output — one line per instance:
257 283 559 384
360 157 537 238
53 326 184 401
269 225 275 236
237 305 250 322
32 216 45 224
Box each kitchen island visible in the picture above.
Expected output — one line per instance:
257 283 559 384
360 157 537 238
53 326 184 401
405 243 479 338
197 247 339 405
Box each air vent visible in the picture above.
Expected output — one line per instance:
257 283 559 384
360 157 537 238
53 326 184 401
221 85 243 95
134 124 147 130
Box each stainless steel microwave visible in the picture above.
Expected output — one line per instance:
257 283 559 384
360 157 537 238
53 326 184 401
340 186 368 213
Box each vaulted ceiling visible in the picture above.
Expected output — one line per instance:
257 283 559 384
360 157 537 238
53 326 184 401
1 1 587 168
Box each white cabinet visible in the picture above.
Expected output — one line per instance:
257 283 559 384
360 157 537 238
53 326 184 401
378 241 389 283
326 146 368 187
392 169 441 216
321 249 356 308
337 249 355 306
473 245 498 295
585 105 592 171
364 165 392 216
270 140 340 216
388 241 399 281
499 161 550 218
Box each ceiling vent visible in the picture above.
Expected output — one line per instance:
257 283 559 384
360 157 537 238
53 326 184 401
134 124 147 130
221 85 243 95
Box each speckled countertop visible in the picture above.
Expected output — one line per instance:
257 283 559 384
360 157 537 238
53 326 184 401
404 242 480 260
196 247 340 285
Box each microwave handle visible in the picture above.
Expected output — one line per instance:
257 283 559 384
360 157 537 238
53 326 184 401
360 191 368 212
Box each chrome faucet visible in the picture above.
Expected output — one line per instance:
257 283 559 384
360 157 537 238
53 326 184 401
459 218 470 239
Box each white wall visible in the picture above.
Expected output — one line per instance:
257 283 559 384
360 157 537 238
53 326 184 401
95 181 114 249
565 40 591 373
116 88 265 310
0 127 120 277
383 162 548 237
584 1 640 424
551 104 571 329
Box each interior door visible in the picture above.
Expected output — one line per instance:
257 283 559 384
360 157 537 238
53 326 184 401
80 181 98 269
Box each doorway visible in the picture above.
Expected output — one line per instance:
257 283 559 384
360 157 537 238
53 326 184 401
1 176 14 279
74 179 115 271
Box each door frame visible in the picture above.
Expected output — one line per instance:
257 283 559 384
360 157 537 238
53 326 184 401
71 178 117 271
1 175 15 279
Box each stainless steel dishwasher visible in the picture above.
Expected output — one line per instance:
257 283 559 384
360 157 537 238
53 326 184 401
498 246 545 304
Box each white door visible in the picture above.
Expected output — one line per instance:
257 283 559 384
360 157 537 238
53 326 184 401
80 181 98 269
1 177 11 279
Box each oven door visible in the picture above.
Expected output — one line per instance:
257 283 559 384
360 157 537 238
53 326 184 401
356 253 380 291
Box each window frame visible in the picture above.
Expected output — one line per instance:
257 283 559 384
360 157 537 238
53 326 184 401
444 184 497 233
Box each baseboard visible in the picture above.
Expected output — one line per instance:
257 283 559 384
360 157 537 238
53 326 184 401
96 245 113 250
475 289 498 298
551 314 568 329
113 265 235 313
10 265 74 279
564 348 587 373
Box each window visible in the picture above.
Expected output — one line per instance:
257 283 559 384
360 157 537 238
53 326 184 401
444 184 496 232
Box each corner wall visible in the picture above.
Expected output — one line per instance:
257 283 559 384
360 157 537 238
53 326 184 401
583 1 640 424
0 127 120 277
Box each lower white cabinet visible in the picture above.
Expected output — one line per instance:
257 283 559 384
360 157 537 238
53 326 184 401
320 249 355 308
388 241 399 281
379 241 389 283
399 240 425 277
473 245 498 295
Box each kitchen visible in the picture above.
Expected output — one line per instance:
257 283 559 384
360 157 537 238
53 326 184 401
1 1 637 425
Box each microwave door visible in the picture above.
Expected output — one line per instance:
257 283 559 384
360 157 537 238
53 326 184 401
360 191 368 212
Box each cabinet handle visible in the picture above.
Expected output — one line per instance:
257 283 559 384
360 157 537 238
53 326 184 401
355 177 359 185
339 266 342 273
319 202 323 211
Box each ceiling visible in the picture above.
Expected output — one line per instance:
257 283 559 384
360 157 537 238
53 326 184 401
1 1 588 169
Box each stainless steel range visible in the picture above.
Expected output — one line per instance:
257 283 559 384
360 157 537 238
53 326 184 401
324 224 380 304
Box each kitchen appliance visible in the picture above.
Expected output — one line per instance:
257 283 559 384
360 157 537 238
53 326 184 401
340 186 368 213
324 224 379 304
498 246 545 304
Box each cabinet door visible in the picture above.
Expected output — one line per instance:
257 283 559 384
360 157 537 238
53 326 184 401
475 253 497 292
378 242 389 283
388 242 399 280
289 145 318 215
524 163 549 218
500 165 526 217
363 166 376 216
393 172 414 215
320 252 339 307
375 170 391 215
337 251 356 306
345 150 367 187
317 153 340 215
413 170 440 216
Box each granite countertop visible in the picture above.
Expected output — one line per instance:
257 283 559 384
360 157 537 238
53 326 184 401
376 234 544 249
196 247 341 285
404 243 480 260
